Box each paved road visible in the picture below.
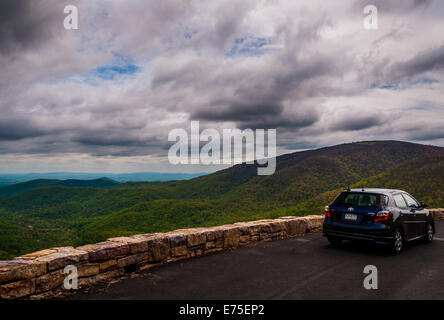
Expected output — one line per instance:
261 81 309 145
71 221 444 300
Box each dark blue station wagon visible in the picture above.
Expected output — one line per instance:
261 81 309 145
322 188 434 253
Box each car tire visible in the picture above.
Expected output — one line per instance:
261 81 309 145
424 224 434 243
392 229 403 254
327 236 342 246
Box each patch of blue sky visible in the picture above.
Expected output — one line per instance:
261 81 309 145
184 30 198 39
57 52 142 86
370 83 397 89
90 52 141 81
407 105 429 111
94 63 139 80
414 77 440 85
225 36 275 57
370 77 439 90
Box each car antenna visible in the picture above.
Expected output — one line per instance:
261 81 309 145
361 187 365 191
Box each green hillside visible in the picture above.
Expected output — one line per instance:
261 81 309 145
0 141 443 260
266 154 444 218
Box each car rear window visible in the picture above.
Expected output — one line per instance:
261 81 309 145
333 192 387 207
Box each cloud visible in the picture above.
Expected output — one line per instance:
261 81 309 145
0 0 74 54
330 113 387 131
211 0 256 50
0 0 443 172
405 125 444 141
0 116 46 140
153 15 338 131
351 0 432 14
387 44 444 81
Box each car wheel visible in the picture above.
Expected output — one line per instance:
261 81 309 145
424 224 433 243
392 229 403 254
327 236 342 246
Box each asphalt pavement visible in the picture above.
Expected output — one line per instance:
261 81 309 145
69 221 444 300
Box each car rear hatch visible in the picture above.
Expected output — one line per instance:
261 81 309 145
329 192 387 225
330 205 382 225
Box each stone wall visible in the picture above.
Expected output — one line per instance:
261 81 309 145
1 209 443 300
432 208 444 220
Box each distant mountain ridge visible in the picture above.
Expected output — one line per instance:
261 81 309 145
0 178 118 198
0 140 443 260
0 172 207 188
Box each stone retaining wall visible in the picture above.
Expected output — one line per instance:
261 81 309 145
1 209 443 300
432 208 444 221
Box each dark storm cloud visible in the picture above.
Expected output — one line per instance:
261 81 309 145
238 113 320 131
192 100 319 130
330 114 387 132
406 126 444 141
72 131 166 148
192 101 283 122
0 0 63 53
387 44 444 81
0 117 46 140
157 17 336 132
0 124 171 156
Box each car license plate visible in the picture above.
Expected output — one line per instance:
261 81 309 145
344 213 358 221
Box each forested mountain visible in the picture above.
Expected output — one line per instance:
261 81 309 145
0 140 443 260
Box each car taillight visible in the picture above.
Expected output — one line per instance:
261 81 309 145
325 205 331 218
375 210 390 223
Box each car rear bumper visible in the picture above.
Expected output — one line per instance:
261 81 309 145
323 221 394 244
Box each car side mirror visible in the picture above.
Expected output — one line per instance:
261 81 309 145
421 202 428 208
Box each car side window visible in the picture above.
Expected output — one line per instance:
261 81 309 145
402 193 419 208
382 195 389 206
393 194 407 208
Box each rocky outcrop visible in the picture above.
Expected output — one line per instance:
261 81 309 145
1 209 442 300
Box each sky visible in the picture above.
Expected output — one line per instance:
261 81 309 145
0 0 443 173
